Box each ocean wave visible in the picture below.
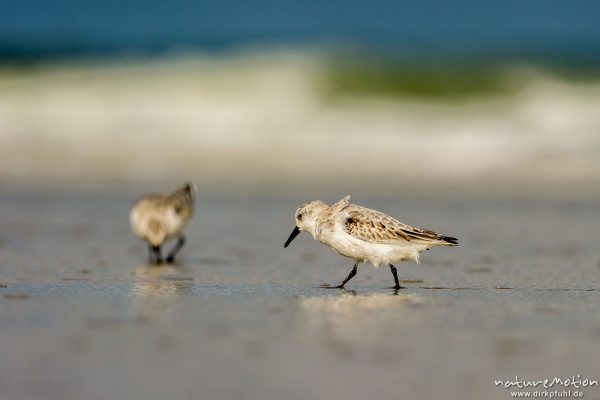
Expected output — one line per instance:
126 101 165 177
1 53 599 193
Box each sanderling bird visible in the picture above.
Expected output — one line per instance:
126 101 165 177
130 182 196 265
284 195 458 289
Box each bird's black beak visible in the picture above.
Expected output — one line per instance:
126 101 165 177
284 226 301 248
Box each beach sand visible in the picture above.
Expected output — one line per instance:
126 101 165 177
1 188 599 400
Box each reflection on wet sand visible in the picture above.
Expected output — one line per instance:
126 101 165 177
302 292 425 311
132 265 195 297
299 293 426 345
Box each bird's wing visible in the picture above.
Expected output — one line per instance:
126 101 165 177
342 205 442 244
331 195 351 212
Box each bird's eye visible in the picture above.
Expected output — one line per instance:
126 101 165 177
297 213 303 221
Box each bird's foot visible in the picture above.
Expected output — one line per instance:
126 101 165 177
390 285 406 290
319 283 345 289
166 255 175 264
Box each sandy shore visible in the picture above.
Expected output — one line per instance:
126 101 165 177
0 188 599 400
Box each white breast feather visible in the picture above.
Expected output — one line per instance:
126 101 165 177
164 207 184 238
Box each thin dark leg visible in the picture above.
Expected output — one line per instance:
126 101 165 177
323 262 358 289
389 264 405 289
151 245 162 265
166 235 186 264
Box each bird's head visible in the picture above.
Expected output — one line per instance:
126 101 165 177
284 200 328 247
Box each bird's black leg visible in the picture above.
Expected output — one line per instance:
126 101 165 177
166 235 186 264
150 245 162 265
389 264 405 289
324 262 358 289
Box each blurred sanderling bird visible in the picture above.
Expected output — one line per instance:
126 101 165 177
130 182 196 265
284 195 458 289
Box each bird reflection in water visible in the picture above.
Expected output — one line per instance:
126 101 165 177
132 265 195 297
298 292 426 349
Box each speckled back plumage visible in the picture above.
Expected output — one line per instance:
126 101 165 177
344 206 450 245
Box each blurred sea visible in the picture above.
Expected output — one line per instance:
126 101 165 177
1 0 600 195
2 0 600 64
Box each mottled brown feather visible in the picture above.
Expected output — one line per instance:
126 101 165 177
148 218 162 236
344 206 444 244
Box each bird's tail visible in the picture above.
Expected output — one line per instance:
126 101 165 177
439 235 459 246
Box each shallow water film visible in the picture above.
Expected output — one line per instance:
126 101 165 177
1 191 599 400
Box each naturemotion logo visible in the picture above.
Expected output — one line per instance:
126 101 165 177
494 375 598 398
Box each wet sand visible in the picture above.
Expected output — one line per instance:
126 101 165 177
1 189 599 400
